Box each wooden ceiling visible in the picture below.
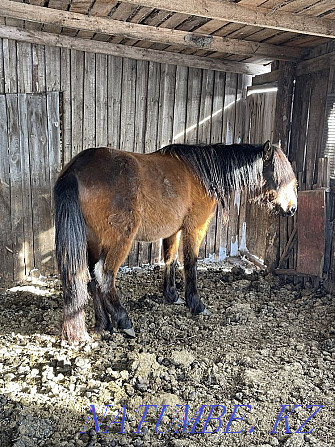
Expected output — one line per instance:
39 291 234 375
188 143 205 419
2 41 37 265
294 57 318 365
0 0 334 75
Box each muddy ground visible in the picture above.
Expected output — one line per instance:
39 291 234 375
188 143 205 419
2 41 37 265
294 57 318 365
0 258 334 447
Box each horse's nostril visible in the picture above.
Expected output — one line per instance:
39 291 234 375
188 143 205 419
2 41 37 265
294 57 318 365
289 206 297 215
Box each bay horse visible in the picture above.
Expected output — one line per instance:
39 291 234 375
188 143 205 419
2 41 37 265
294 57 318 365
54 141 297 343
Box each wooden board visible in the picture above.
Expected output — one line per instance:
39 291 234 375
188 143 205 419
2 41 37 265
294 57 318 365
297 189 326 277
0 95 13 280
95 53 108 147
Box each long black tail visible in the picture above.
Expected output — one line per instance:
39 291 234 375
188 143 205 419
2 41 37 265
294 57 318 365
54 171 90 341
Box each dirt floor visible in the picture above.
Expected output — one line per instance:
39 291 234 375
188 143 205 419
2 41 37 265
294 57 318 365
0 258 334 447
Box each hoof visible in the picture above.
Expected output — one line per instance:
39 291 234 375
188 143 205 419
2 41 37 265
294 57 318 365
200 308 211 316
94 321 114 335
69 333 91 345
122 327 136 338
174 297 185 305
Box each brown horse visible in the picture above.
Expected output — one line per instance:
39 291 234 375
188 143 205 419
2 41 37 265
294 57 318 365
54 141 297 343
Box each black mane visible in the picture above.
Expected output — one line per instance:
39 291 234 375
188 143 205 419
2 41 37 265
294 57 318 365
158 143 266 200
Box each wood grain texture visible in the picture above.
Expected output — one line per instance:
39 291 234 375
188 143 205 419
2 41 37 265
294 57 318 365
0 25 268 75
123 0 335 38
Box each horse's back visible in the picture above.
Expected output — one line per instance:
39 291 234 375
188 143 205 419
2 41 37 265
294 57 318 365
59 147 140 186
57 146 216 245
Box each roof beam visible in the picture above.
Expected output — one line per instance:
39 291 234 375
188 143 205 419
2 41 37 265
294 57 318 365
0 25 269 75
124 0 335 38
0 0 303 61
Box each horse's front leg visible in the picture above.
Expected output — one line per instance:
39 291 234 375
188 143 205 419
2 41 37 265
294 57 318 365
182 225 211 316
163 231 184 304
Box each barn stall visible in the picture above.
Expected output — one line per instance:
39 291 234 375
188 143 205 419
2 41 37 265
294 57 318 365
0 1 334 446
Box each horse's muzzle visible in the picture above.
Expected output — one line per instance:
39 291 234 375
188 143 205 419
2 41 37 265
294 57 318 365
282 205 297 217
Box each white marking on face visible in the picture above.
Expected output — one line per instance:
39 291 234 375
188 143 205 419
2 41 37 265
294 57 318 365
276 179 297 214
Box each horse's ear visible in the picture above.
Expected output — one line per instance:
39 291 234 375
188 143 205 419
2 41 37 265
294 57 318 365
263 140 274 163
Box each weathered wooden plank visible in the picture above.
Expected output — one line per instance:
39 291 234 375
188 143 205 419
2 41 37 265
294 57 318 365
17 93 34 277
16 42 32 93
235 75 251 255
134 60 149 154
297 189 326 277
226 74 243 258
0 41 4 94
172 65 188 143
289 75 312 179
198 69 214 144
107 55 122 150
0 0 306 59
95 53 108 147
222 72 237 145
252 70 279 87
143 61 161 265
120 57 136 152
0 95 13 280
2 38 17 93
60 47 72 164
83 51 96 148
210 70 225 146
272 62 295 150
234 74 251 144
0 26 268 76
47 92 61 272
305 69 329 190
70 49 84 156
27 93 54 274
215 72 237 257
144 61 160 152
32 43 46 92
185 67 202 145
197 69 216 257
6 94 25 279
135 60 149 266
90 0 116 17
124 0 335 37
207 70 226 259
216 201 229 260
158 63 176 148
45 45 61 91
297 51 335 77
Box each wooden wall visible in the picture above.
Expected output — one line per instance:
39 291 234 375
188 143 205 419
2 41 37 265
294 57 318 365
0 38 256 280
285 66 334 279
244 87 277 262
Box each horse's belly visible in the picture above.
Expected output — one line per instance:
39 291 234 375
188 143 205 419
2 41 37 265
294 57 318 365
135 219 183 242
134 203 186 242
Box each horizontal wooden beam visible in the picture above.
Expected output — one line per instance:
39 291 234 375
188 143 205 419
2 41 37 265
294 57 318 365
0 0 303 61
252 70 279 85
296 51 335 76
124 0 335 38
0 25 268 75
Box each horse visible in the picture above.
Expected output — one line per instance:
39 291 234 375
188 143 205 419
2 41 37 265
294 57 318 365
54 141 297 343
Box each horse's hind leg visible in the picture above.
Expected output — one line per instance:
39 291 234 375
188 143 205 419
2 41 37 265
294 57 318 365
163 231 183 304
182 223 211 315
88 253 113 334
94 234 136 337
88 276 113 334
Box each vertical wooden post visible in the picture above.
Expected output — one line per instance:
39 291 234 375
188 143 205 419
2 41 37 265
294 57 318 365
272 62 296 152
265 62 295 271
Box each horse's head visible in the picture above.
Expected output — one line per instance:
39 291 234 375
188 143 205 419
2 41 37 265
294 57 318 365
261 141 298 217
